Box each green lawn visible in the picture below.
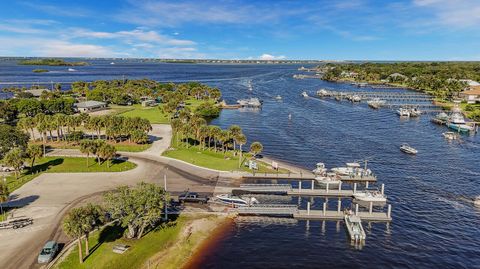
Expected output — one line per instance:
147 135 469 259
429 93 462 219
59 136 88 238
4 157 136 192
54 217 186 269
112 104 170 124
32 141 152 153
163 138 286 173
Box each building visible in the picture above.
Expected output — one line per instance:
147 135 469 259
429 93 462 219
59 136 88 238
141 99 157 107
458 79 480 87
23 88 51 98
459 86 480 104
75 100 107 113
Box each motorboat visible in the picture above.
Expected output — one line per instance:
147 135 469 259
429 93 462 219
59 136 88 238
237 97 262 107
397 107 410 117
301 91 309 98
67 68 76 72
216 194 259 206
110 62 115 65
400 143 418 154
351 95 361 102
312 162 327 175
367 98 386 109
409 107 422 117
344 214 366 241
353 190 387 203
431 112 449 124
474 196 480 207
275 95 282 100
442 132 459 140
315 172 341 186
446 105 474 133
331 162 372 177
316 89 329 97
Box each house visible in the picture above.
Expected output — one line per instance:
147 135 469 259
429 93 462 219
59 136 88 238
459 86 480 104
341 71 358 78
23 88 51 98
141 99 157 107
75 100 107 113
458 79 480 87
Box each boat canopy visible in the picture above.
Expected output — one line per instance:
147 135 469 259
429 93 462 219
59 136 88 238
346 163 361 168
349 215 362 223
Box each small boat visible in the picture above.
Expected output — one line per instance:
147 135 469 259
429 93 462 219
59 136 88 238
301 91 309 98
353 190 387 203
274 95 282 100
367 98 386 109
442 131 459 140
315 172 341 186
351 95 361 102
344 214 366 241
110 62 115 65
409 107 422 117
331 162 372 177
67 68 76 72
216 194 259 206
312 162 327 175
397 107 410 117
237 97 262 107
316 89 329 97
446 106 474 133
400 143 418 154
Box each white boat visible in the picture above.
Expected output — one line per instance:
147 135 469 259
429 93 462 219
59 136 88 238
331 162 372 177
312 162 327 175
409 107 422 117
274 95 282 100
216 194 259 206
474 196 480 207
353 190 387 203
315 172 341 186
316 89 329 97
400 143 418 154
446 105 474 133
367 98 386 109
351 95 361 102
301 91 309 98
344 214 366 241
442 132 459 140
110 62 115 65
237 97 262 107
67 68 76 72
397 107 410 117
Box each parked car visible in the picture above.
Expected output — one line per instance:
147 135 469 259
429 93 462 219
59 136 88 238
178 191 209 204
37 241 59 264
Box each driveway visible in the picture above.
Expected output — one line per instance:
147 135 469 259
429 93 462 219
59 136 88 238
0 124 233 269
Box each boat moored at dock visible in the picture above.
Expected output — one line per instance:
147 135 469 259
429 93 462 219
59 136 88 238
315 173 342 186
237 97 262 108
331 162 372 177
344 214 366 241
216 194 259 206
353 189 387 203
442 131 459 140
397 107 410 117
367 98 386 109
312 162 327 175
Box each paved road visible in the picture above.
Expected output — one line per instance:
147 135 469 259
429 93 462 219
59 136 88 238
0 124 236 269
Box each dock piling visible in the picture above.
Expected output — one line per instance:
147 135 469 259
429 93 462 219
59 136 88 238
381 184 385 195
311 180 314 190
369 202 373 214
337 199 341 213
353 183 357 194
338 182 342 191
387 204 392 218
307 202 311 215
326 183 329 193
366 181 369 188
323 202 327 216
355 204 359 216
299 181 302 191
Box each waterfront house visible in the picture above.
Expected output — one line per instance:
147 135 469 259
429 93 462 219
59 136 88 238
459 86 480 104
75 100 107 113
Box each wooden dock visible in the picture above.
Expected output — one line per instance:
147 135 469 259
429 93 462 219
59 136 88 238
294 210 391 222
243 173 377 182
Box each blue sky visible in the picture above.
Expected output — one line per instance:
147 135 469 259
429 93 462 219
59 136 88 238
0 0 480 60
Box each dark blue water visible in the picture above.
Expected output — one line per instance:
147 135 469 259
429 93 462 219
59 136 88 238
1 59 479 268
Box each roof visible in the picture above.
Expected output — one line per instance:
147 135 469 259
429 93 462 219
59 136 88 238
75 100 106 108
24 89 50 97
461 86 480 95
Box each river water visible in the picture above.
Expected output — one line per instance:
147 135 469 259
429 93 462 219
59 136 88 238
1 59 479 268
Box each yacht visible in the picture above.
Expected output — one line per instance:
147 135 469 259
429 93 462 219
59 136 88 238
216 194 259 206
446 105 474 133
315 172 342 186
351 95 362 102
316 89 329 97
442 132 459 140
397 107 410 117
353 190 387 203
344 214 366 241
331 162 372 177
400 143 418 154
237 97 262 107
367 98 386 109
301 91 309 98
312 162 327 175
67 68 77 72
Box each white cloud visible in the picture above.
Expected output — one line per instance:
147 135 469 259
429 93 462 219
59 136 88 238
413 0 480 28
259 54 286 60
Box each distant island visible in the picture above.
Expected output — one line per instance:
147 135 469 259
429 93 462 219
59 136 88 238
19 58 88 66
32 69 49 73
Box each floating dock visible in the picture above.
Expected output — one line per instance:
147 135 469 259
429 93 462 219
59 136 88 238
243 173 376 183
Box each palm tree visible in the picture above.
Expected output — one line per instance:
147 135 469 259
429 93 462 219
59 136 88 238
82 204 104 256
53 114 67 141
171 118 182 147
228 125 242 151
63 208 87 263
208 126 221 152
97 144 116 167
250 142 263 157
79 140 94 167
199 125 210 150
26 144 43 169
3 148 25 179
0 183 10 219
236 134 247 168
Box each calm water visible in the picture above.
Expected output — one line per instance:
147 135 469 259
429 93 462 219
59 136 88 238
1 60 479 268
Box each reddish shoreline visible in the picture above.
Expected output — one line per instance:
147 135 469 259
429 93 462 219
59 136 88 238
182 217 235 269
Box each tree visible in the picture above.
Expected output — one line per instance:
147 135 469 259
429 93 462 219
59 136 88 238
250 142 263 157
26 144 43 169
3 148 25 179
82 204 105 256
236 134 247 168
0 125 29 159
228 125 242 151
0 183 9 219
0 101 19 123
79 140 94 167
63 208 88 263
97 144 116 167
104 182 168 239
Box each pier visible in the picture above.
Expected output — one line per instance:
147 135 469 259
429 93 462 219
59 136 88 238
243 172 377 183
